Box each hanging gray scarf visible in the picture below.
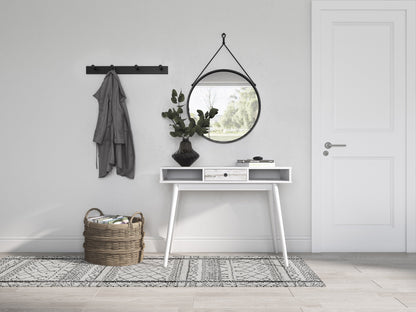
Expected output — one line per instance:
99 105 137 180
93 70 135 179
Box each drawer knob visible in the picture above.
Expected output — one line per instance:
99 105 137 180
224 173 228 177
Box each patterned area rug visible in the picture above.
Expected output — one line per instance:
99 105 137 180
0 256 324 287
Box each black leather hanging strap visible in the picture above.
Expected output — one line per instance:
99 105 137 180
191 33 256 86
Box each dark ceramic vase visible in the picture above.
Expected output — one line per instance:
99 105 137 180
172 138 199 167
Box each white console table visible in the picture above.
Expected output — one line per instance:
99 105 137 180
160 166 292 268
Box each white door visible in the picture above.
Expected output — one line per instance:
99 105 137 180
312 1 416 252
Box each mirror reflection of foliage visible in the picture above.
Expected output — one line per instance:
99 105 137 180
162 89 218 139
203 88 217 139
212 87 258 135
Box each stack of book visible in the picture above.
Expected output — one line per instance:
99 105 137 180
88 215 130 224
236 159 275 168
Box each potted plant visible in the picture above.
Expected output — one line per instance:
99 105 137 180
162 89 218 166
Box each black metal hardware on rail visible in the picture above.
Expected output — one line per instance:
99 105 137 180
191 33 256 86
86 65 168 75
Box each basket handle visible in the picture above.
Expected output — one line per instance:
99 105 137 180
84 208 104 222
130 211 144 226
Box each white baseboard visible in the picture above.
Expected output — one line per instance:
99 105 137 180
144 236 311 253
0 235 85 253
0 235 311 253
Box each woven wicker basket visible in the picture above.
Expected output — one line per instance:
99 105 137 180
83 208 145 266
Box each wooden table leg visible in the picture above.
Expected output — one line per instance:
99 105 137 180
272 184 288 267
163 184 179 267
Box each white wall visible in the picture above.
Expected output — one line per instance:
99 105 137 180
0 0 311 252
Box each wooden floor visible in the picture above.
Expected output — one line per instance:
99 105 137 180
0 252 415 312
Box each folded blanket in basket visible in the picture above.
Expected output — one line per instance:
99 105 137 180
88 215 129 224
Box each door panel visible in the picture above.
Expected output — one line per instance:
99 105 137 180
333 23 393 130
332 157 393 226
312 1 414 252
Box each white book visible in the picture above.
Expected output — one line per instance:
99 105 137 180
248 162 276 168
236 160 276 168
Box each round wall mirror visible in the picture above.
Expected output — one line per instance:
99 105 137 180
187 69 261 143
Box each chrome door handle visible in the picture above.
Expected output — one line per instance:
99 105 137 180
324 142 347 149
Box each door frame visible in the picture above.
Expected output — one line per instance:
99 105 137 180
311 0 416 252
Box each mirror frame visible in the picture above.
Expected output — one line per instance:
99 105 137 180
187 69 261 144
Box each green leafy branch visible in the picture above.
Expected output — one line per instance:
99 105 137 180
161 89 218 138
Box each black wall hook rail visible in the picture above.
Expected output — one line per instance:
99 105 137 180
86 65 168 75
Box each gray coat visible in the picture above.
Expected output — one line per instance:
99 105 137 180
93 70 135 179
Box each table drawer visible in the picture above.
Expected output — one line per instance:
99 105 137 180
204 169 247 181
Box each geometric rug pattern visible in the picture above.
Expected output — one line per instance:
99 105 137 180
0 256 325 287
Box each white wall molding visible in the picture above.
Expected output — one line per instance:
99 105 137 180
0 235 311 253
